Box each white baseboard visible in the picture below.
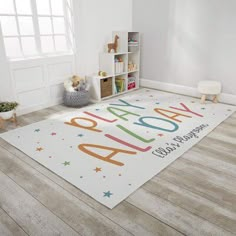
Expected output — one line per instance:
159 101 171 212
140 79 236 106
17 98 63 116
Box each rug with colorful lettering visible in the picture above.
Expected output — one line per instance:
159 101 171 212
1 89 235 208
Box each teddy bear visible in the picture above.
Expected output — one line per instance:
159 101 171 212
64 75 89 92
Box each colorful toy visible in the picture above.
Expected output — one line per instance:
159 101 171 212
128 38 138 43
128 75 136 90
108 35 119 53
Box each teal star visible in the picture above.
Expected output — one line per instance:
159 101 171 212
78 134 84 137
103 191 113 198
201 107 206 110
35 129 40 132
62 161 70 166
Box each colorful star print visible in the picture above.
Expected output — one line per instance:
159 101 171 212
36 147 43 152
62 161 70 166
158 134 164 137
34 129 40 132
201 107 206 110
51 132 57 136
78 134 84 137
103 191 113 198
94 167 102 172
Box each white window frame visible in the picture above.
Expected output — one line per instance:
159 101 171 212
0 0 74 60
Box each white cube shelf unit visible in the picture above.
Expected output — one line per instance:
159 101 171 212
88 31 140 101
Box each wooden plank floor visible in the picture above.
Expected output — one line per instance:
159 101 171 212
0 103 235 236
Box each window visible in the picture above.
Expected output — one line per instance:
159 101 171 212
0 0 74 59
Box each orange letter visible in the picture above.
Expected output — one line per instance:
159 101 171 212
78 144 137 166
154 108 191 122
65 117 102 132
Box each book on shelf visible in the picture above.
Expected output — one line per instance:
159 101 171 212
115 77 125 93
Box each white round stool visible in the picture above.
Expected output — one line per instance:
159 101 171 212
198 80 222 104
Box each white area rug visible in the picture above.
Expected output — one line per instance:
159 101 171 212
1 89 235 208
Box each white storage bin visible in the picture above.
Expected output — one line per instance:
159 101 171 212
115 62 124 74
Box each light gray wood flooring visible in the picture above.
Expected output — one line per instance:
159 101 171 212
0 102 235 236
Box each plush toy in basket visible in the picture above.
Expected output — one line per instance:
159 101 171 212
63 75 90 107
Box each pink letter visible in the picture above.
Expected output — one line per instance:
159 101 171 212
169 103 203 117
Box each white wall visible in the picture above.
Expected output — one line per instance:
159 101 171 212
133 0 236 96
0 25 14 101
0 0 132 113
74 0 133 77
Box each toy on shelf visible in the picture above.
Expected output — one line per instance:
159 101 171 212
128 75 136 90
107 35 119 53
98 71 107 77
128 38 139 46
128 38 139 52
128 61 137 72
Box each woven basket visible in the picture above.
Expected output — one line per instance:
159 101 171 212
63 90 89 107
101 77 112 98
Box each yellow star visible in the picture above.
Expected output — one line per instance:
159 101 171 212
94 167 102 173
36 147 43 152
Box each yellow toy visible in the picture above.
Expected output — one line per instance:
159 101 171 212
98 71 107 77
